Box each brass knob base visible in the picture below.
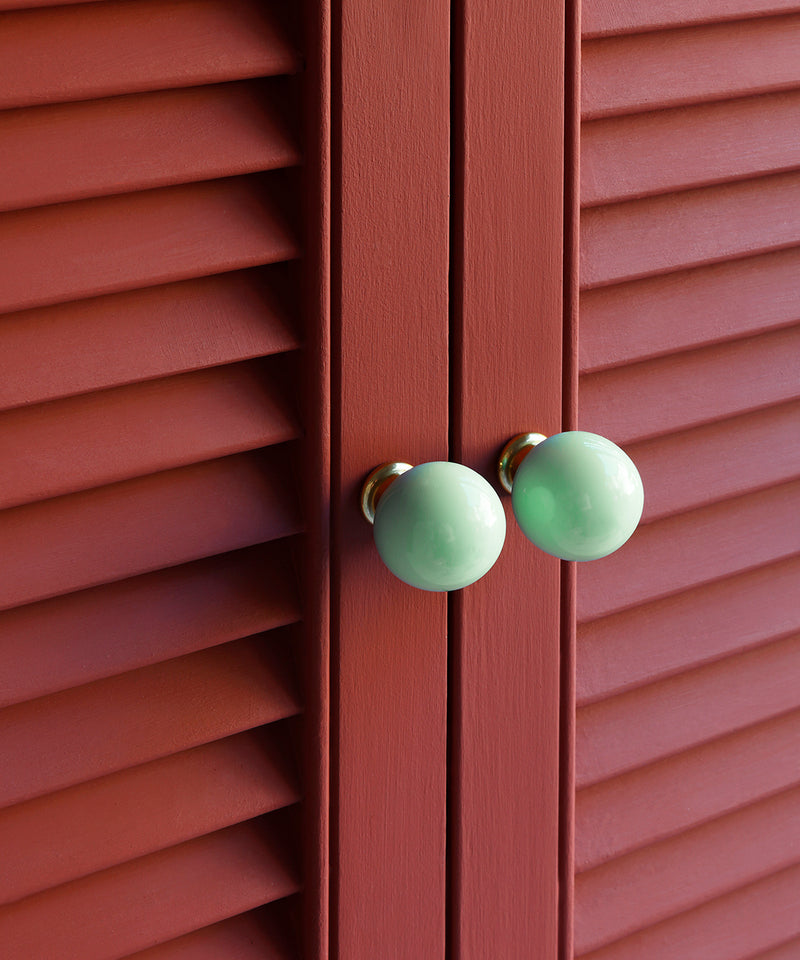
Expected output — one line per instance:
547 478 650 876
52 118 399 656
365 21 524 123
497 433 547 493
360 462 413 524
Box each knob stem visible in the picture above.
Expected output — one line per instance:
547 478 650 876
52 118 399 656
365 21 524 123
497 433 547 493
360 462 413 524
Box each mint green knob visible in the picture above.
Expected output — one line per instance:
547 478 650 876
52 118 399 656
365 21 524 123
365 461 506 591
509 431 643 561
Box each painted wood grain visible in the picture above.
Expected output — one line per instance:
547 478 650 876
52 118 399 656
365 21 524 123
580 324 800 444
0 451 302 611
0 0 299 110
0 543 300 708
451 0 567 956
582 15 800 119
0 817 300 960
577 554 800 703
577 480 800 622
576 633 800 788
581 171 800 289
332 0 449 956
576 708 800 871
0 82 299 212
583 0 800 38
0 633 299 808
582 90 800 206
575 784 800 953
0 270 299 410
576 862 800 960
0 729 299 903
0 176 298 313
579 247 800 372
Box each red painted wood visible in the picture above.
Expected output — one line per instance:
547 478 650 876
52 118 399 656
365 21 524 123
0 177 298 314
577 555 800 704
0 0 299 110
0 543 300 708
0 270 298 409
582 90 800 206
0 453 301 611
332 0 449 956
583 0 800 38
0 818 300 960
579 247 800 372
576 708 800 871
0 729 299 903
577 862 800 960
0 634 299 808
451 0 566 956
0 82 299 212
582 15 800 119
580 325 800 444
577 480 800 622
581 171 800 289
629 401 800 522
576 633 800 789
575 784 800 953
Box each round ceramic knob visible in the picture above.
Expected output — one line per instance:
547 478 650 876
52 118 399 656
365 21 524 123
361 461 506 591
499 431 644 561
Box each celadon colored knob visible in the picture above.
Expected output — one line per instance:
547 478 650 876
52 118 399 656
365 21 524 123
361 461 506 591
498 431 644 561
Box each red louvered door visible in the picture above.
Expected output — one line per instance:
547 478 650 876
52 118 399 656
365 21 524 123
0 1 327 957
575 3 800 958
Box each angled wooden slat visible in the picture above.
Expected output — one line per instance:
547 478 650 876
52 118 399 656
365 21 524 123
577 555 800 704
577 634 800 788
747 936 800 960
0 81 299 213
576 862 800 960
124 906 296 959
629 401 800 523
0 543 300 708
0 450 302 612
582 90 800 207
0 0 299 110
578 481 800 623
0 360 298 509
0 729 299 904
0 0 104 8
575 785 800 954
0 817 300 960
576 709 800 871
580 325 800 445
579 247 800 372
581 171 800 289
582 15 800 119
0 633 300 808
0 269 299 410
0 176 298 315
583 0 800 38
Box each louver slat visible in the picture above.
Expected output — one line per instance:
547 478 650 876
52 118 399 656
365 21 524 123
0 361 298 509
583 0 800 37
0 451 301 611
577 555 800 704
575 785 800 954
576 708 800 871
0 82 299 212
0 0 300 110
582 90 800 206
576 633 800 789
0 176 298 314
579 247 800 372
0 818 300 960
0 270 299 410
0 729 300 904
582 15 800 119
0 543 300 708
0 634 300 808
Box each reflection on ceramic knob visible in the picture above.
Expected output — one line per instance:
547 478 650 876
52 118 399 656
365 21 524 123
499 431 644 561
361 461 506 591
